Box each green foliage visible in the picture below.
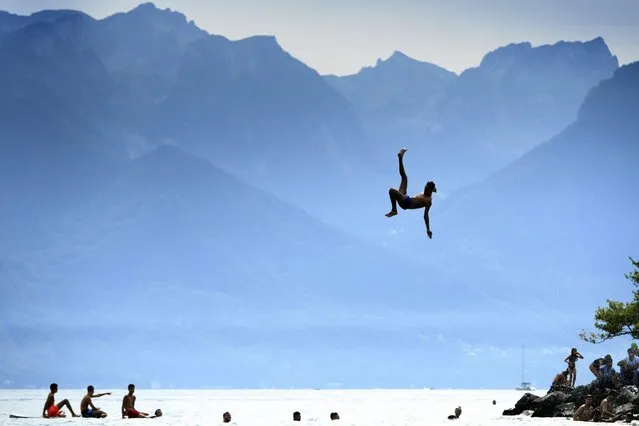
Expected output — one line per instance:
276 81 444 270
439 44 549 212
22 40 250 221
581 257 639 343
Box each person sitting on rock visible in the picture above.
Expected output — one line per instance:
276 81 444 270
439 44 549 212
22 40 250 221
573 394 595 422
617 347 639 385
549 370 571 392
598 355 618 387
599 389 618 420
589 357 606 378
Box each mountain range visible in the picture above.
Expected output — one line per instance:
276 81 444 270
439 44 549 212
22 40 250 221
326 37 619 192
0 2 637 389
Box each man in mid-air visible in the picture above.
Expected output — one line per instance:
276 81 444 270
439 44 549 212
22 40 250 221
385 148 437 239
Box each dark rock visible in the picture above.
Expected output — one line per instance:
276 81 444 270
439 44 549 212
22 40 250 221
531 392 568 418
614 402 636 416
502 392 540 416
554 402 576 417
616 386 638 405
504 381 639 419
564 384 590 404
547 384 572 394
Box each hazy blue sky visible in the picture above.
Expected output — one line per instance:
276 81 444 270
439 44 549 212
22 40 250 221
0 0 637 75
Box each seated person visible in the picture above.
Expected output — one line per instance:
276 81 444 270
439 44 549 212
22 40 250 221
598 355 618 387
80 386 110 418
121 384 149 418
589 357 605 378
600 389 618 420
549 370 572 392
617 348 639 385
573 394 595 422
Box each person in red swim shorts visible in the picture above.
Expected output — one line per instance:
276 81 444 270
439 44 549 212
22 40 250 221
121 384 149 418
43 383 79 418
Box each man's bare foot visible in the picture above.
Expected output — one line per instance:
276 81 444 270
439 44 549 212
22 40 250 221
398 148 407 158
385 211 397 218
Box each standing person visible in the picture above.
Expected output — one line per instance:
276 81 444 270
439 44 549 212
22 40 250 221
80 385 110 418
384 148 437 239
564 348 584 386
121 384 149 418
42 383 79 418
589 357 605 378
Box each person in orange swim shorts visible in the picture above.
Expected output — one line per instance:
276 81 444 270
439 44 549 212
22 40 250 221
42 383 79 418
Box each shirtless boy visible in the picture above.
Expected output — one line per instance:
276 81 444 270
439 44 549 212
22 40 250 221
600 389 618 420
42 383 79 418
573 394 595 422
385 148 437 239
80 385 110 418
122 384 149 418
551 370 571 390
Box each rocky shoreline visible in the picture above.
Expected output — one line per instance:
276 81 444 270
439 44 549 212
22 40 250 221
503 381 639 422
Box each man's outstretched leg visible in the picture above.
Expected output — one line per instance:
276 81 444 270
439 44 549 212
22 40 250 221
385 148 408 217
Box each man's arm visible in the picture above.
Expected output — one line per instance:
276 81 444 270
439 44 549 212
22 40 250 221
92 392 111 398
43 395 52 417
121 396 127 418
423 205 432 237
573 405 585 421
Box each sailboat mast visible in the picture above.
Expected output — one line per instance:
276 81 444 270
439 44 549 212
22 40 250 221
521 345 525 383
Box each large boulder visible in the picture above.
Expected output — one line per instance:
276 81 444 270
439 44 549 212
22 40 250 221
502 392 540 416
613 402 636 416
616 386 638 405
503 383 639 419
554 402 576 418
531 391 568 418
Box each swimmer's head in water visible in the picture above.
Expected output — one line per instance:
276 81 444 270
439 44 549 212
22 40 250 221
223 412 232 423
330 412 340 420
293 411 301 421
425 181 437 194
154 409 162 417
454 407 462 417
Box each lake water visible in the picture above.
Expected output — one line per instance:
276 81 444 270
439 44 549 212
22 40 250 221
0 388 576 426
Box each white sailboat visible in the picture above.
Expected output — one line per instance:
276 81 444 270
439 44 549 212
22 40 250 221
516 345 536 391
